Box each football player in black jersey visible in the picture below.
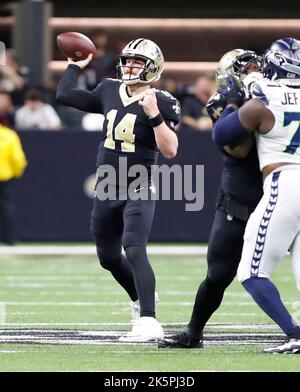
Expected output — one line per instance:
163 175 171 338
158 49 263 348
56 38 180 342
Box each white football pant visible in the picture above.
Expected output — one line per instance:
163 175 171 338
237 164 300 290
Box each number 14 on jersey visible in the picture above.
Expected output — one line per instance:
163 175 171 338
104 109 137 152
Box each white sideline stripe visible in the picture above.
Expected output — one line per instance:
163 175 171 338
0 331 283 346
3 301 285 306
0 245 208 256
0 339 265 346
0 350 22 354
0 322 277 328
3 313 259 318
0 312 262 319
0 329 284 346
0 303 5 325
0 322 135 326
0 324 279 332
0 290 244 297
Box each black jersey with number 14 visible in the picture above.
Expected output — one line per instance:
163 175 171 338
94 78 181 169
56 64 180 171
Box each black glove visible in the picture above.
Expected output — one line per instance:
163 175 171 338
216 74 245 107
206 92 228 124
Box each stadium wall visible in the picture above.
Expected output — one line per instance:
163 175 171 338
15 127 223 242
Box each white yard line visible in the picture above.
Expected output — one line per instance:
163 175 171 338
0 323 278 331
0 303 6 325
0 350 22 354
0 245 208 256
0 322 136 326
4 301 295 310
0 326 284 347
2 301 259 306
0 321 277 327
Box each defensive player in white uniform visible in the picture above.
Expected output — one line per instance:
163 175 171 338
212 37 300 354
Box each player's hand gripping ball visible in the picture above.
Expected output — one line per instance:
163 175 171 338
56 32 96 61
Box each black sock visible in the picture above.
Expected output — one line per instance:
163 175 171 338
125 246 156 318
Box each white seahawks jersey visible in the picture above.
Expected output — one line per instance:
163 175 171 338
250 79 300 170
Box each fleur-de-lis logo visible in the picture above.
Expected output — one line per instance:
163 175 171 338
172 101 181 116
212 106 223 119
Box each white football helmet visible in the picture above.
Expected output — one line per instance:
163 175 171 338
116 38 164 85
263 37 300 86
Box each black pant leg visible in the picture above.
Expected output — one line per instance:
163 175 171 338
122 198 156 317
90 197 138 301
0 180 16 245
188 210 246 338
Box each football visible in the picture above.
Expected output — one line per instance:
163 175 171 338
56 32 96 61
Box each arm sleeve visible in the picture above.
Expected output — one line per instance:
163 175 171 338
56 64 102 113
212 107 248 146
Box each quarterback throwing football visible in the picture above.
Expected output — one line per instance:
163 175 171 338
57 38 180 342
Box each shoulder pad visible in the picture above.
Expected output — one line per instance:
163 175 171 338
155 89 178 101
156 90 181 117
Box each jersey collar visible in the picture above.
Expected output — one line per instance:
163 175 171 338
119 83 143 107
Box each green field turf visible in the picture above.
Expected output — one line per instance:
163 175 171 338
0 249 299 372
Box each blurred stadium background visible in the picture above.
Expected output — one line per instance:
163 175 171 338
1 0 300 243
0 0 300 372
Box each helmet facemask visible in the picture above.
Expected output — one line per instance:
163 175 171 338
116 39 164 85
232 52 261 78
117 55 154 85
216 49 261 81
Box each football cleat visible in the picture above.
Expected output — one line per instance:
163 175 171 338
158 331 203 349
119 316 164 342
125 292 160 324
263 338 300 354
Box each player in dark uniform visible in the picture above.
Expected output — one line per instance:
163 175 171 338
159 49 263 348
56 38 180 342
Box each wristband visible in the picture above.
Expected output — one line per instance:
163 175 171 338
149 113 164 128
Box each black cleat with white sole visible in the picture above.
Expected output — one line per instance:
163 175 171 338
158 332 203 349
